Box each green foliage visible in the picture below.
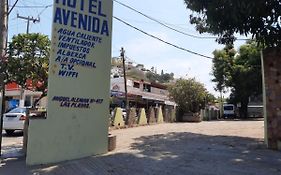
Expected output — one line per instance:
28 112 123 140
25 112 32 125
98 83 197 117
111 57 122 67
146 71 158 82
146 70 174 83
111 58 174 83
205 93 216 104
212 45 236 92
212 42 262 117
168 78 209 113
184 0 281 46
127 69 146 80
6 33 50 101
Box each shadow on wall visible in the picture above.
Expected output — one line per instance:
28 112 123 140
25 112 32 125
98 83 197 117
1 133 281 175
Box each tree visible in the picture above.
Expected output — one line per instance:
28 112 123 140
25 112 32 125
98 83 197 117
212 42 262 117
6 33 50 106
212 45 236 117
212 45 236 93
231 42 262 117
168 78 208 116
146 70 174 83
205 93 216 104
184 1 281 46
145 71 158 82
126 68 146 80
184 0 278 115
184 1 281 149
159 72 174 83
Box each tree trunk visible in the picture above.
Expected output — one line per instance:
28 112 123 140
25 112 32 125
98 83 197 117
240 98 249 118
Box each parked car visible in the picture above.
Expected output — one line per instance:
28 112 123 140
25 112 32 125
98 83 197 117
3 107 34 135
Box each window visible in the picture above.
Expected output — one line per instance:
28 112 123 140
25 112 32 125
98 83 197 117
8 107 26 113
133 82 140 88
224 106 234 110
143 84 151 92
24 96 32 107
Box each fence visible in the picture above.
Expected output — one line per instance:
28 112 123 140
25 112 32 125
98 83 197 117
200 108 220 121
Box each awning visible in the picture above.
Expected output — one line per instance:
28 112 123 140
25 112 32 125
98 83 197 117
164 101 177 106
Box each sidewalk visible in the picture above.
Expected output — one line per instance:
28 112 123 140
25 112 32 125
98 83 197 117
1 121 281 175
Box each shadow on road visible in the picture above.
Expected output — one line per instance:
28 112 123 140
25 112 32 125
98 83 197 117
1 132 281 175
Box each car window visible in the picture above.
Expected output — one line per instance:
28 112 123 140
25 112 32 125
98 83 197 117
8 108 26 113
224 106 233 110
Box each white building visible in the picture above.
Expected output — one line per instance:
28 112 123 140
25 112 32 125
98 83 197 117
110 77 176 108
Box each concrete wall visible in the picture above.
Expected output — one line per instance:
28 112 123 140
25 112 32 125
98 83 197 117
26 0 113 165
26 107 109 165
151 87 168 96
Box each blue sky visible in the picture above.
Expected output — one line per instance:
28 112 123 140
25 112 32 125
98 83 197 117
8 0 247 97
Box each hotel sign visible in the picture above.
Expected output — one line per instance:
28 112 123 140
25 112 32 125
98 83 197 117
26 0 112 165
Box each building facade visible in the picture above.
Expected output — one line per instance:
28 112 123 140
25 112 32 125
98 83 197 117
110 77 176 109
2 82 46 111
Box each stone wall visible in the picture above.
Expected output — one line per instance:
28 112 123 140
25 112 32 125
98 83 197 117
263 47 281 150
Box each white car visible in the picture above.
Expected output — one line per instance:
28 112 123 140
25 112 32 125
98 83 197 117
3 107 30 135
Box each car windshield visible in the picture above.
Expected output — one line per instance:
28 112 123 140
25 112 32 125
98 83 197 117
8 108 26 113
224 106 233 110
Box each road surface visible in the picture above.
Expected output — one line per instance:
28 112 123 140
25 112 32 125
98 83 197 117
1 120 281 175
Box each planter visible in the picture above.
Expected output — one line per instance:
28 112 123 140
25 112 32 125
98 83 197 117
108 134 117 151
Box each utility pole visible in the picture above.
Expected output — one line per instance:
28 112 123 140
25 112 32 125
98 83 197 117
0 0 8 156
121 47 129 115
17 14 40 34
16 14 39 106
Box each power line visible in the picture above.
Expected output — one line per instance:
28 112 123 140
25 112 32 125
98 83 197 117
113 0 216 39
37 4 52 17
113 16 213 60
113 0 249 41
9 4 52 8
8 0 19 15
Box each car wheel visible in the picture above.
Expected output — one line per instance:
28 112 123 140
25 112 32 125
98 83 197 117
5 130 15 135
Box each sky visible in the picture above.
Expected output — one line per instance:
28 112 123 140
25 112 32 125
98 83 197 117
8 0 248 97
